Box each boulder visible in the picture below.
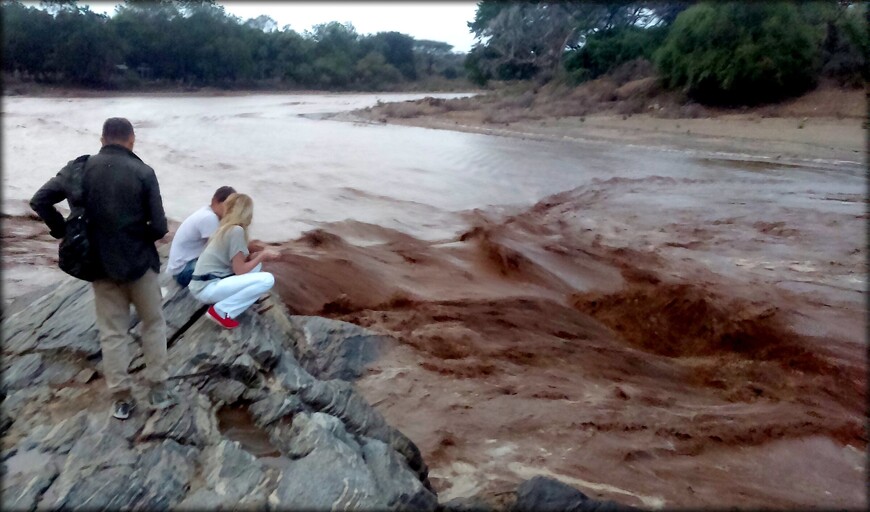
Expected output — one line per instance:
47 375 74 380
290 315 393 380
513 476 636 512
440 496 497 512
268 412 387 509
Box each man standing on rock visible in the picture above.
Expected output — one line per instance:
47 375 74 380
30 117 173 420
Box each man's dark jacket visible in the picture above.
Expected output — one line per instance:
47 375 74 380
30 144 168 282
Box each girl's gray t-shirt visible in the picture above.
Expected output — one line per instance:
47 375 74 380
188 225 248 294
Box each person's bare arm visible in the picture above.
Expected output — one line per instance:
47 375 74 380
231 249 279 275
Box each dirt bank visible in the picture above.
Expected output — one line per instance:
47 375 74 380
353 80 866 166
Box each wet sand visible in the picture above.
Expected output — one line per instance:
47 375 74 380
2 93 866 508
375 113 866 168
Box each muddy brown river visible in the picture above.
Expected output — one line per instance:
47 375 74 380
2 94 866 509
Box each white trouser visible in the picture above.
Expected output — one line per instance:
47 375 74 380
192 269 275 319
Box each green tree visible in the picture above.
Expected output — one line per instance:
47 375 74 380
363 31 417 80
799 1 868 86
306 22 360 88
655 2 820 104
466 1 691 83
2 2 58 79
354 51 403 89
177 3 245 83
112 2 183 80
563 25 668 82
3 0 464 90
39 0 78 16
272 29 315 85
414 39 453 75
49 6 122 85
467 2 586 81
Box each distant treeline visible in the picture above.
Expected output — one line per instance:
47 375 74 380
1 0 465 90
5 1 866 103
466 1 868 105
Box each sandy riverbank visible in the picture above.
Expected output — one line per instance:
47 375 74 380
366 113 865 167
352 81 866 167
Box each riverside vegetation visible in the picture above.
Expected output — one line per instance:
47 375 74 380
1 0 466 92
3 1 865 107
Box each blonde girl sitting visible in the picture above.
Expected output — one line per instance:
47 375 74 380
188 193 279 329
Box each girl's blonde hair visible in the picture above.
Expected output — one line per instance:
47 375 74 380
214 192 253 244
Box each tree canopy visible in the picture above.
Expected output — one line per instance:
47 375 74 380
2 0 464 90
466 1 691 83
466 0 867 104
655 1 866 104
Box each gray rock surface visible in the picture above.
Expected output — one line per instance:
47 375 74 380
37 412 90 454
175 440 272 510
513 476 637 512
2 352 45 393
290 315 393 380
249 393 306 428
362 437 439 510
2 279 95 357
1 273 437 510
269 412 387 509
440 496 497 512
139 391 220 447
1 450 62 511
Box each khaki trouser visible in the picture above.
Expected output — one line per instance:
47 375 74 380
92 269 168 398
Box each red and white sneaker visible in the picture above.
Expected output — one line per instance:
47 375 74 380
206 305 239 329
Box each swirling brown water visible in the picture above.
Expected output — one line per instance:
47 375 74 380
2 95 866 508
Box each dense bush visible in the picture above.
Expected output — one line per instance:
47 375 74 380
362 31 417 80
354 52 403 90
464 45 496 86
563 26 668 84
811 3 869 87
655 2 820 105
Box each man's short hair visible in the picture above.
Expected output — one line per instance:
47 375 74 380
102 117 135 143
212 186 236 203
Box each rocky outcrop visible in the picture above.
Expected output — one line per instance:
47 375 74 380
1 273 636 511
290 315 394 381
512 477 637 512
1 275 436 511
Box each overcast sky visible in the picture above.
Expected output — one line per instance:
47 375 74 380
81 1 479 52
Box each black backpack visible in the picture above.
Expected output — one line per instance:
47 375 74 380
59 155 100 282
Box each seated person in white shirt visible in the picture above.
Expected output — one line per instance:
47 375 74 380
166 186 238 287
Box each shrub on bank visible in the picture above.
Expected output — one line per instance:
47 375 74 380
816 3 869 87
563 26 668 85
655 2 820 105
